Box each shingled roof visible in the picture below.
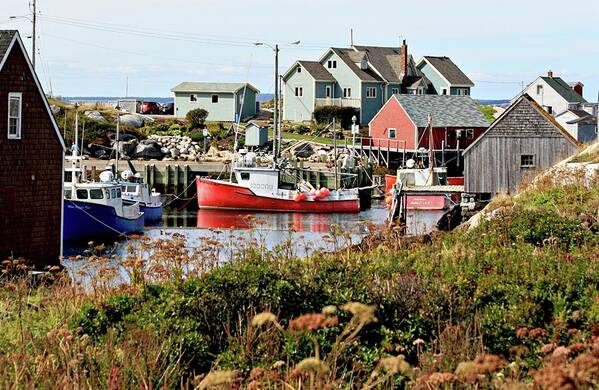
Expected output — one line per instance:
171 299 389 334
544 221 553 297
421 56 474 86
540 76 587 104
0 30 17 64
394 95 489 128
297 61 336 81
330 47 383 82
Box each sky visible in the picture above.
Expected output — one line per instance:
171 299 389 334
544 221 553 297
2 0 599 101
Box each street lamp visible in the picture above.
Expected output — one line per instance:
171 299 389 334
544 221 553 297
351 115 358 157
254 40 300 161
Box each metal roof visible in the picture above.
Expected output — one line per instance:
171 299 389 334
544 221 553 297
394 94 489 128
171 82 259 94
540 76 587 103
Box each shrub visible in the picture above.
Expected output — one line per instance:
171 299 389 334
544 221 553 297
313 106 359 129
189 129 204 142
186 108 209 129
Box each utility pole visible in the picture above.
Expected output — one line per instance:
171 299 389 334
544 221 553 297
274 44 280 160
31 0 37 70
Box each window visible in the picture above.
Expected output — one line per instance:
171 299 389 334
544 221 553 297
90 189 104 199
190 94 197 102
536 85 543 95
295 87 303 97
464 89 470 96
76 189 88 200
8 92 22 139
105 189 111 199
126 186 137 193
211 95 219 103
546 106 553 115
327 60 337 69
521 154 535 168
388 128 397 139
240 172 250 180
391 88 399 95
64 189 72 199
297 66 301 73
417 88 424 95
442 89 447 95
366 87 376 98
325 86 331 98
343 88 351 98
111 189 117 199
117 188 122 198
465 129 474 139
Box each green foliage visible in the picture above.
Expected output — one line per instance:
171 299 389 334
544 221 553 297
189 129 204 142
479 105 496 123
313 106 359 129
186 108 209 129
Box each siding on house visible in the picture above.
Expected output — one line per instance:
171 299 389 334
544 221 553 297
418 61 448 94
368 97 416 149
175 92 236 121
0 32 64 268
283 64 315 122
361 82 384 124
236 87 258 121
464 96 579 195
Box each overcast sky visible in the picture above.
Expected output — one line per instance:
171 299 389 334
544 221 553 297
3 0 599 100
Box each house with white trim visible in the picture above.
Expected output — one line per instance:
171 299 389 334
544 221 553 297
0 30 66 268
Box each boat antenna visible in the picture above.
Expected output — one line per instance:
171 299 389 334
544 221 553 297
115 104 121 176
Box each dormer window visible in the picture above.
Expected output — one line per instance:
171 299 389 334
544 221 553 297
8 92 22 139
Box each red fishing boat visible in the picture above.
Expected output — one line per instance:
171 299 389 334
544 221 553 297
196 154 360 213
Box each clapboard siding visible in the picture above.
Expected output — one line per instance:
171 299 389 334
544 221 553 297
464 96 578 194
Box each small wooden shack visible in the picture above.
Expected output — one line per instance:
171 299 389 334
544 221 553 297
0 30 65 268
244 122 268 147
463 94 579 195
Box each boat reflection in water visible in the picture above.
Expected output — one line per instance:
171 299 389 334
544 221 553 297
195 209 360 233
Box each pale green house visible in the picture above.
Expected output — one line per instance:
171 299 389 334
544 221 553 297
171 82 259 122
416 57 474 96
283 41 432 125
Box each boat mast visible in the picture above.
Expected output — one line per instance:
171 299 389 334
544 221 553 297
333 118 338 189
427 113 434 170
115 104 121 176
71 102 80 188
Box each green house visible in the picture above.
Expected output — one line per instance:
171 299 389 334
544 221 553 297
416 56 474 96
171 82 259 122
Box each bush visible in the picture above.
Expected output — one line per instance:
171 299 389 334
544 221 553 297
186 108 208 129
189 129 204 142
313 106 359 129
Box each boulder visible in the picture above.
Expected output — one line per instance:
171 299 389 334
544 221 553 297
132 142 164 159
170 148 181 158
113 139 138 157
50 105 62 116
84 110 105 122
119 113 154 128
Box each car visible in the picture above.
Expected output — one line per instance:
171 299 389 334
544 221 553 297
161 103 174 115
140 101 161 115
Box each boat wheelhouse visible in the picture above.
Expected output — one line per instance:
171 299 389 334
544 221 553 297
120 172 163 222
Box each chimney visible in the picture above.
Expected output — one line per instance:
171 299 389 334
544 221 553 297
547 69 553 78
400 39 408 77
572 83 583 97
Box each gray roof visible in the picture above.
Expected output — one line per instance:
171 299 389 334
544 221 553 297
171 82 259 94
297 61 336 81
352 45 405 82
540 76 587 103
422 56 474 86
331 48 383 82
0 30 17 63
394 95 489 128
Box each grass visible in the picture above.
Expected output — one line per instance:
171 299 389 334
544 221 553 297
269 128 337 145
479 105 496 123
0 167 598 387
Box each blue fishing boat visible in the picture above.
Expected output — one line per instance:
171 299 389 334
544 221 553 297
120 170 164 222
63 105 145 242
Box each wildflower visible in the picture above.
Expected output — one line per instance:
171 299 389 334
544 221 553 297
427 372 458 386
295 357 328 374
567 342 586 353
251 312 277 327
413 338 425 346
516 327 529 338
288 313 338 332
271 361 285 370
551 346 570 359
540 343 556 354
340 302 377 325
322 305 337 315
198 370 238 390
378 355 411 375
529 327 549 339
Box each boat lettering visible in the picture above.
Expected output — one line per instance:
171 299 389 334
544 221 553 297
250 183 275 191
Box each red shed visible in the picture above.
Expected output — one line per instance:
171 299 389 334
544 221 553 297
0 30 65 269
368 94 489 153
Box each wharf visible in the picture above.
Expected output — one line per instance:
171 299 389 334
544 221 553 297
402 185 464 194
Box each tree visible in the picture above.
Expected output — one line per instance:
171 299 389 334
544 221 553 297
186 109 209 128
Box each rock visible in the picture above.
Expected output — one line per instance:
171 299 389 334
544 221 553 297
160 147 169 154
113 139 138 156
84 110 105 122
170 148 180 158
132 142 164 159
119 113 154 128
